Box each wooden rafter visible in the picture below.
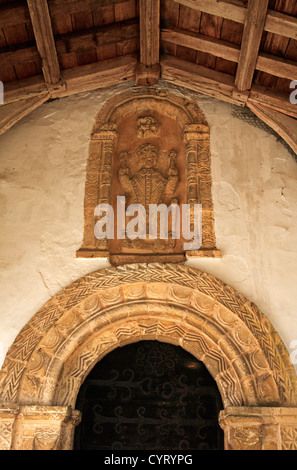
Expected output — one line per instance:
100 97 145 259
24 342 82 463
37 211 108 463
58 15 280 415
235 0 269 92
3 24 297 82
3 55 137 104
0 93 50 136
137 0 161 85
0 0 296 143
160 55 297 119
173 0 297 40
248 102 297 155
160 27 297 81
26 0 61 85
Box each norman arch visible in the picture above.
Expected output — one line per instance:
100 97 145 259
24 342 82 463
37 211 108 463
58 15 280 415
0 263 296 450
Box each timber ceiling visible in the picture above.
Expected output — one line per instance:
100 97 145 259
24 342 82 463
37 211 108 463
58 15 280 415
0 0 297 147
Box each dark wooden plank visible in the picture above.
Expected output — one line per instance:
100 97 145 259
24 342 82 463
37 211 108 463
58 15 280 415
215 57 237 75
3 23 30 46
117 37 139 56
96 43 117 61
285 39 297 61
178 4 201 33
199 12 223 39
58 52 78 70
55 19 139 54
220 19 244 46
93 4 115 26
0 2 31 28
50 14 73 35
0 28 7 47
71 10 94 31
0 65 17 83
14 61 40 80
0 19 139 67
161 0 180 27
114 0 137 22
76 48 97 67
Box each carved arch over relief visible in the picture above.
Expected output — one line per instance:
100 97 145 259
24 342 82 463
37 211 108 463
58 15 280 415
0 264 296 411
77 88 221 266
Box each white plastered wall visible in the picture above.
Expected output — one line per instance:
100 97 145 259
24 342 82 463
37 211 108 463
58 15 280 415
0 81 296 373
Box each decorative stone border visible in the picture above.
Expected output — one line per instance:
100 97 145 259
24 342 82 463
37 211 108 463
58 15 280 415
0 263 296 450
76 87 221 263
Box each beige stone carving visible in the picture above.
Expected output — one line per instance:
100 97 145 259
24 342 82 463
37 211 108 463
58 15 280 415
0 264 296 449
220 407 297 451
118 143 180 252
137 115 161 138
119 144 179 208
76 88 221 264
281 426 297 450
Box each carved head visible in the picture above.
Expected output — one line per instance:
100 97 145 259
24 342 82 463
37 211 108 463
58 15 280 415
136 143 159 169
137 116 161 138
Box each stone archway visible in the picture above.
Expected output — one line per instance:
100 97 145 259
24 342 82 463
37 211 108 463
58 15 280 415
0 263 296 450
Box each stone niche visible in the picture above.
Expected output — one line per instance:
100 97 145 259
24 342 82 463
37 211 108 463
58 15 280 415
77 88 221 265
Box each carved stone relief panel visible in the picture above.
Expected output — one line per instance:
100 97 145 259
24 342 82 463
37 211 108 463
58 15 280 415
110 109 185 260
77 89 221 265
219 407 297 451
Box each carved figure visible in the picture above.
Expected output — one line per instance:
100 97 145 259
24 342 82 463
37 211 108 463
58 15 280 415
119 143 179 210
137 116 161 138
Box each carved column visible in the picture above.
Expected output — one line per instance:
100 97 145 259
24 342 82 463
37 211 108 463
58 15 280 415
0 405 19 450
183 124 220 258
0 405 81 450
219 407 297 450
77 124 118 258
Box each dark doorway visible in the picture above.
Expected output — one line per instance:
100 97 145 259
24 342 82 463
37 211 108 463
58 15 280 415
74 341 224 450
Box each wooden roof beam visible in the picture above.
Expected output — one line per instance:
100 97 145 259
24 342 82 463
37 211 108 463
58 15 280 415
160 54 297 119
173 0 297 40
161 27 297 81
235 0 269 92
137 0 160 86
0 93 50 136
26 0 61 85
3 55 137 105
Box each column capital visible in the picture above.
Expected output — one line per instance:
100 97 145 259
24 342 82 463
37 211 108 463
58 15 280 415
219 406 297 450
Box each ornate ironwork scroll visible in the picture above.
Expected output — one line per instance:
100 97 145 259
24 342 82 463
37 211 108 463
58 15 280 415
74 341 224 450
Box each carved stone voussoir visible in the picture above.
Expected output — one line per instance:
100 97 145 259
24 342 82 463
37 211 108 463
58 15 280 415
0 264 296 450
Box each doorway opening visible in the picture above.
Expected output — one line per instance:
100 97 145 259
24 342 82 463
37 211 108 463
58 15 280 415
74 341 224 450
